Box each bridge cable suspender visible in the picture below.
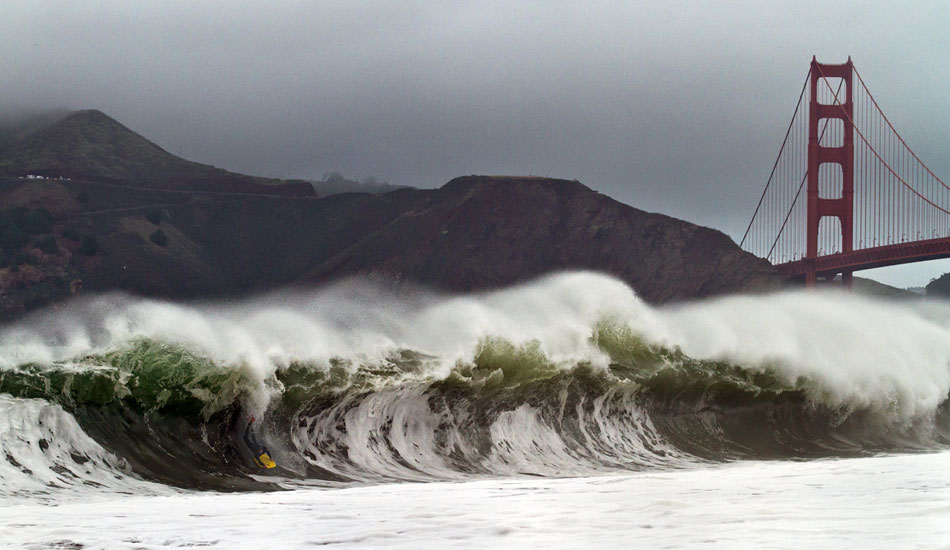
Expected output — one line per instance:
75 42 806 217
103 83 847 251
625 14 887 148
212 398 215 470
739 72 809 249
815 64 950 216
852 67 950 193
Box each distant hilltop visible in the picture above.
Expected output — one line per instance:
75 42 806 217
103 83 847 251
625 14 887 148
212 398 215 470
0 109 313 197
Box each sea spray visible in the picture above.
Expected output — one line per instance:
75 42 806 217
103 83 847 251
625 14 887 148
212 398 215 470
662 291 950 419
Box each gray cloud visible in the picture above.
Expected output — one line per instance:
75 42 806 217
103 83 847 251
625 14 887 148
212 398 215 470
2 1 949 286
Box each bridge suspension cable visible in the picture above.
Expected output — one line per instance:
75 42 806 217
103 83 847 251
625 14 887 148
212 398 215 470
853 67 950 194
739 72 808 250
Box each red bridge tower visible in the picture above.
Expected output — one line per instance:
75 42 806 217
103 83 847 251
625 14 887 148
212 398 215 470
805 56 854 286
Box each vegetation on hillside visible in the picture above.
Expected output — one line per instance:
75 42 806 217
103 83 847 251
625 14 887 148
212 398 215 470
0 207 52 255
149 229 168 247
145 207 163 224
0 204 96 276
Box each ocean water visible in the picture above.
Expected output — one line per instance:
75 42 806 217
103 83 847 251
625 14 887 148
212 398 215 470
1 272 948 548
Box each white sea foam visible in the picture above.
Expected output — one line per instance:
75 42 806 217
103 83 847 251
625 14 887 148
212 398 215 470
660 290 950 419
4 451 949 549
0 394 170 503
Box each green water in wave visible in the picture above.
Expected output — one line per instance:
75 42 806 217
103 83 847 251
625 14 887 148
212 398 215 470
0 340 250 418
0 322 808 419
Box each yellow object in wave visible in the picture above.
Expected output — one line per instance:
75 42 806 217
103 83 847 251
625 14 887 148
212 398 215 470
255 452 277 469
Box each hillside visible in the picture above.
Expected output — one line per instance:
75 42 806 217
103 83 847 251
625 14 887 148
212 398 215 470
0 173 781 320
295 176 779 301
926 271 950 297
0 110 313 196
848 275 920 299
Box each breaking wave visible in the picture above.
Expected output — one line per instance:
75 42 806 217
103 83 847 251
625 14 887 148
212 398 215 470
2 272 949 499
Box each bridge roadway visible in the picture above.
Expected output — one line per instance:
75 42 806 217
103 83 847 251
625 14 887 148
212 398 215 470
774 236 950 279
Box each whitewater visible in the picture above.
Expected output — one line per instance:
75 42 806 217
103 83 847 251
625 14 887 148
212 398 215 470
1 272 949 548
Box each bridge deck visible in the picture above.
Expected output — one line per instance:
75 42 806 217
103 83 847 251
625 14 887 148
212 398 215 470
774 236 950 278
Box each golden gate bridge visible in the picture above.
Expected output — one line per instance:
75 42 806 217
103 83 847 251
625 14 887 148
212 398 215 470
741 57 950 286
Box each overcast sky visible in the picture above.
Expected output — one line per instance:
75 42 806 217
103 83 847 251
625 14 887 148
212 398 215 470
3 1 949 287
